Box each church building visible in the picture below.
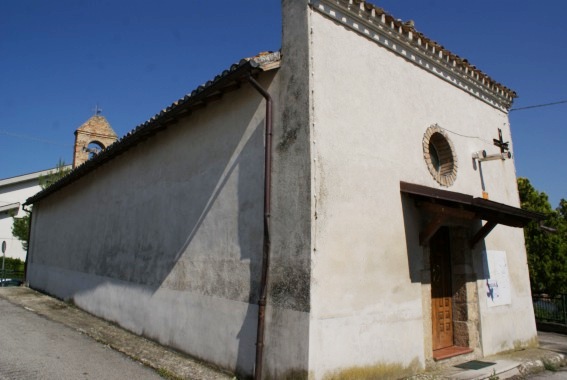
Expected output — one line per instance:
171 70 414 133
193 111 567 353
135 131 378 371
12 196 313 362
24 1 542 379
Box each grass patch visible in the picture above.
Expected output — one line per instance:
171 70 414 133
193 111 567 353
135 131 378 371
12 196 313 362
324 359 420 380
543 359 558 372
157 367 183 380
488 369 499 380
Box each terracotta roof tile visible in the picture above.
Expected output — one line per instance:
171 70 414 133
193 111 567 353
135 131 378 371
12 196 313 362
25 51 281 206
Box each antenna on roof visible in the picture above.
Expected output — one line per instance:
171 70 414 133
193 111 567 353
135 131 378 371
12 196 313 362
94 104 102 115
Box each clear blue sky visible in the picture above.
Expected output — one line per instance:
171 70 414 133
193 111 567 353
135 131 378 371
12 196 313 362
1 1 565 206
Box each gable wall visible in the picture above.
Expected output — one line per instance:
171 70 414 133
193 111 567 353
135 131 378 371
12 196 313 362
27 71 297 377
307 6 535 378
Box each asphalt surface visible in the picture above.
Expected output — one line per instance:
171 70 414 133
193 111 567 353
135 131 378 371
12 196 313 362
1 286 567 379
0 298 161 380
527 367 567 379
539 331 567 357
529 332 567 379
0 287 232 380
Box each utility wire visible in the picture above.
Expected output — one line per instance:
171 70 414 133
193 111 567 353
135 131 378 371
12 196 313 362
442 127 493 145
0 130 72 148
510 100 567 112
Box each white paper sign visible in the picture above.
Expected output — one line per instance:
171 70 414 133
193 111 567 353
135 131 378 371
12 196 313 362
484 250 511 307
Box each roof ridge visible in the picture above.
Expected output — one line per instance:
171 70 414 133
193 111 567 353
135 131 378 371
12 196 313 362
25 51 281 206
146 51 281 127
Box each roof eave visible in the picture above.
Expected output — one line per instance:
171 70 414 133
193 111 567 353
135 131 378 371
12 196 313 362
0 202 20 214
400 181 545 227
25 54 280 206
310 0 517 111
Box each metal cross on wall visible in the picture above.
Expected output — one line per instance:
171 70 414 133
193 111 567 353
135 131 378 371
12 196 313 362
493 128 509 154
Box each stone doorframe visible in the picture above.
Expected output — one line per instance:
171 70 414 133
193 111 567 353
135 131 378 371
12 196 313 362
421 226 482 367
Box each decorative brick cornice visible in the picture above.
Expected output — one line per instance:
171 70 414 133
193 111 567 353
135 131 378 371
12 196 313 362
309 0 516 112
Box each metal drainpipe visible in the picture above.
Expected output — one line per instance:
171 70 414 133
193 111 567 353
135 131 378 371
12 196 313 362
22 204 33 283
247 75 273 380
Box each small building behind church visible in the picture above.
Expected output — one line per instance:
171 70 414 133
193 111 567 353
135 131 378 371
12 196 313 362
0 168 64 261
24 1 543 379
0 113 115 262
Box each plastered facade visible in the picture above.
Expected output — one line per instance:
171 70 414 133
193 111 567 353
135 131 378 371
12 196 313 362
0 170 51 261
29 74 286 376
305 1 535 378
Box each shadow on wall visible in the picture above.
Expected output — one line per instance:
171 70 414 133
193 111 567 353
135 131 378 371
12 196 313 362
400 194 490 285
0 179 40 197
0 213 13 221
29 97 266 376
400 195 424 284
236 121 264 376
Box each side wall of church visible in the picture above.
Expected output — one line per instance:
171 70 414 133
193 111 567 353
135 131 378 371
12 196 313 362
306 4 535 379
27 70 309 377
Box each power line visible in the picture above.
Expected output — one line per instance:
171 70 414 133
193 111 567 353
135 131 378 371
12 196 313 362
0 130 72 148
510 100 567 112
443 128 493 145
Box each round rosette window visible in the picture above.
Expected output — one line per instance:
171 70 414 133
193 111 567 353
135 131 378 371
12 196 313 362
423 125 458 187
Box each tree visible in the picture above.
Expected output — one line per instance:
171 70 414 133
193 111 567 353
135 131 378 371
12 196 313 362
11 159 71 251
518 177 567 295
38 158 70 189
11 213 30 251
557 199 567 221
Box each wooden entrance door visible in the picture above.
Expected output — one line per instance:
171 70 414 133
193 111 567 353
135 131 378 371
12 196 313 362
430 227 453 351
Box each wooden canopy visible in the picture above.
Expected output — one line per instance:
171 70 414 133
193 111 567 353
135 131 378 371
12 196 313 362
400 181 545 248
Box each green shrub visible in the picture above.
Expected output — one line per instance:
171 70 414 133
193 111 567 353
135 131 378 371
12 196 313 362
1 257 25 278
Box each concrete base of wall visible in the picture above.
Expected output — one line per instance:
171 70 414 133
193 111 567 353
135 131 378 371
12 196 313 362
28 263 258 376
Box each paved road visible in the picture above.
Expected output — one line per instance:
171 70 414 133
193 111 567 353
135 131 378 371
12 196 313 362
528 367 567 379
0 298 162 380
527 332 567 379
539 331 567 356
3 288 567 380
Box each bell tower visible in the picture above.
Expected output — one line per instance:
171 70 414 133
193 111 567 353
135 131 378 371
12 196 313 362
73 109 118 168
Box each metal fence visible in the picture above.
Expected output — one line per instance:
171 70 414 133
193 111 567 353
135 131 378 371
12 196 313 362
533 294 567 325
0 269 25 287
0 269 24 278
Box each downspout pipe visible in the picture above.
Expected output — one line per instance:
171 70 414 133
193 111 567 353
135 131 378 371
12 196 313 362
22 204 33 283
247 75 273 380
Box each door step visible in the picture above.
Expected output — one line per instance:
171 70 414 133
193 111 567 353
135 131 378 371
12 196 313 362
442 359 521 380
434 346 474 361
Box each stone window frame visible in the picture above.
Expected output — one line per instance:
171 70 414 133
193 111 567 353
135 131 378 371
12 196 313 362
423 124 458 187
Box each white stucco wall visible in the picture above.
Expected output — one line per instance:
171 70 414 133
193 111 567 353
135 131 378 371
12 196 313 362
27 72 293 377
259 2 314 379
0 172 48 261
306 6 535 378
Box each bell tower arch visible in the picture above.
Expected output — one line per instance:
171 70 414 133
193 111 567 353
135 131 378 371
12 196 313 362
73 111 118 168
